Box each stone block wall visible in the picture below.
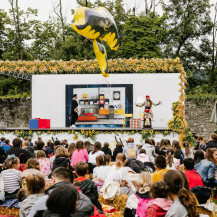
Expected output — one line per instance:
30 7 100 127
0 98 31 128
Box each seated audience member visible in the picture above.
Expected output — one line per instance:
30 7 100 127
37 150 52 177
88 142 104 165
184 158 204 189
166 148 180 170
93 154 111 180
50 144 61 163
142 139 156 163
124 138 139 159
28 167 94 217
34 141 45 154
0 144 6 164
195 148 217 186
53 146 72 171
124 172 152 217
74 162 102 212
84 141 93 154
19 173 45 217
194 150 204 165
164 170 199 217
2 139 11 152
45 141 54 158
137 149 150 163
162 139 171 148
182 142 194 159
22 141 35 159
2 155 21 198
112 142 123 161
195 136 206 151
158 147 167 157
42 185 82 217
102 142 112 157
155 142 161 155
21 158 43 180
146 182 173 217
172 140 184 164
6 138 27 163
71 140 89 167
205 133 217 150
152 156 168 183
68 143 75 158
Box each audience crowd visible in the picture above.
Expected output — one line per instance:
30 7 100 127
0 133 217 217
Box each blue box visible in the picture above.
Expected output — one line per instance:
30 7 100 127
29 119 39 129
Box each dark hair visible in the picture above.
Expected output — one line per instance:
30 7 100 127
37 142 45 150
5 139 10 144
13 138 22 148
194 150 204 164
159 147 167 156
139 149 146 154
103 142 109 149
116 142 123 147
75 162 88 176
36 150 46 159
73 94 77 98
25 158 40 170
205 148 217 164
149 139 155 146
166 148 175 168
197 136 203 141
150 181 169 198
1 137 6 142
183 142 191 157
54 140 61 146
96 154 110 166
184 158 194 170
164 139 171 147
145 139 154 146
75 140 83 151
92 142 102 154
210 133 217 142
52 167 74 183
172 140 180 149
46 185 78 216
154 155 166 169
164 170 199 217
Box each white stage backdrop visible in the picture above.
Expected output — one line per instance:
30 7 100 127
32 73 181 128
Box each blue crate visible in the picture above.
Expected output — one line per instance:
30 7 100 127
29 119 39 129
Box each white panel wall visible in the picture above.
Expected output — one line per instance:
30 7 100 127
32 74 181 128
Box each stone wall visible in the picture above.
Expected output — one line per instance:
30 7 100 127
0 98 216 139
185 99 217 139
0 98 31 128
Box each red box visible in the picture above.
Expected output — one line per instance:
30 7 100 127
36 118 50 129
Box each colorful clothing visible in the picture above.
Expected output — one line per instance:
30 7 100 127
38 158 52 177
152 169 169 183
71 148 89 167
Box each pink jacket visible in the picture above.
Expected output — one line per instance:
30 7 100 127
71 148 89 167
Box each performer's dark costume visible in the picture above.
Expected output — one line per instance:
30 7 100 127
70 99 78 126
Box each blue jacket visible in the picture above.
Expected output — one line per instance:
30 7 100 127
195 159 216 182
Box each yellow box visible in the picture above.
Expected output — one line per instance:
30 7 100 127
114 109 125 115
99 109 109 115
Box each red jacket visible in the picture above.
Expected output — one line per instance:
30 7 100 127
146 204 167 217
185 170 204 189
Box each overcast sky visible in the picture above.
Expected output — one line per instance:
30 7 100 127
0 0 216 22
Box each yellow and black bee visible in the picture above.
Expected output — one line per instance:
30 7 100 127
72 7 119 77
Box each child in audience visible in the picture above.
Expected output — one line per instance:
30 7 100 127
166 148 180 170
146 181 173 217
19 173 45 217
71 140 89 167
112 142 123 161
195 148 217 186
194 150 204 165
88 142 104 165
164 170 199 217
2 155 21 197
182 142 194 159
152 156 168 183
184 158 204 189
37 150 52 177
74 161 102 212
68 143 75 158
172 140 184 164
125 172 152 217
137 149 150 163
102 142 112 157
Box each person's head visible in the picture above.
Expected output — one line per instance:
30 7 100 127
172 140 180 150
139 149 146 154
55 146 68 158
23 141 30 149
210 133 217 142
205 148 217 164
73 94 77 99
197 136 203 142
75 140 83 151
154 155 166 170
166 148 175 168
51 167 74 184
38 137 43 142
84 141 91 151
164 170 199 217
68 143 75 158
96 154 110 166
116 142 123 148
46 185 78 216
4 155 20 169
184 158 194 171
145 139 153 146
75 162 88 177
5 139 10 145
54 140 61 147
92 142 102 154
159 146 167 156
150 181 169 199
127 138 134 144
37 141 45 150
36 150 46 159
1 137 6 142
138 172 152 194
116 153 127 168
103 142 110 149
149 139 155 146
25 158 40 170
183 141 191 156
12 138 22 148
26 173 45 195
163 139 171 147
194 150 204 164
146 95 150 101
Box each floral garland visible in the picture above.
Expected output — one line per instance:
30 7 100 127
0 129 173 142
0 58 184 75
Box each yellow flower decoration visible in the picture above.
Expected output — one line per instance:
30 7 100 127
81 130 85 134
142 130 146 133
149 130 154 134
29 130 32 134
67 131 71 134
15 130 19 133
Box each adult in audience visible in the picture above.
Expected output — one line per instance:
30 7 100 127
194 150 204 165
205 133 217 150
124 138 139 159
22 141 35 159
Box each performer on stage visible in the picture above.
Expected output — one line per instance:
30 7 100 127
141 95 160 128
70 94 78 128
